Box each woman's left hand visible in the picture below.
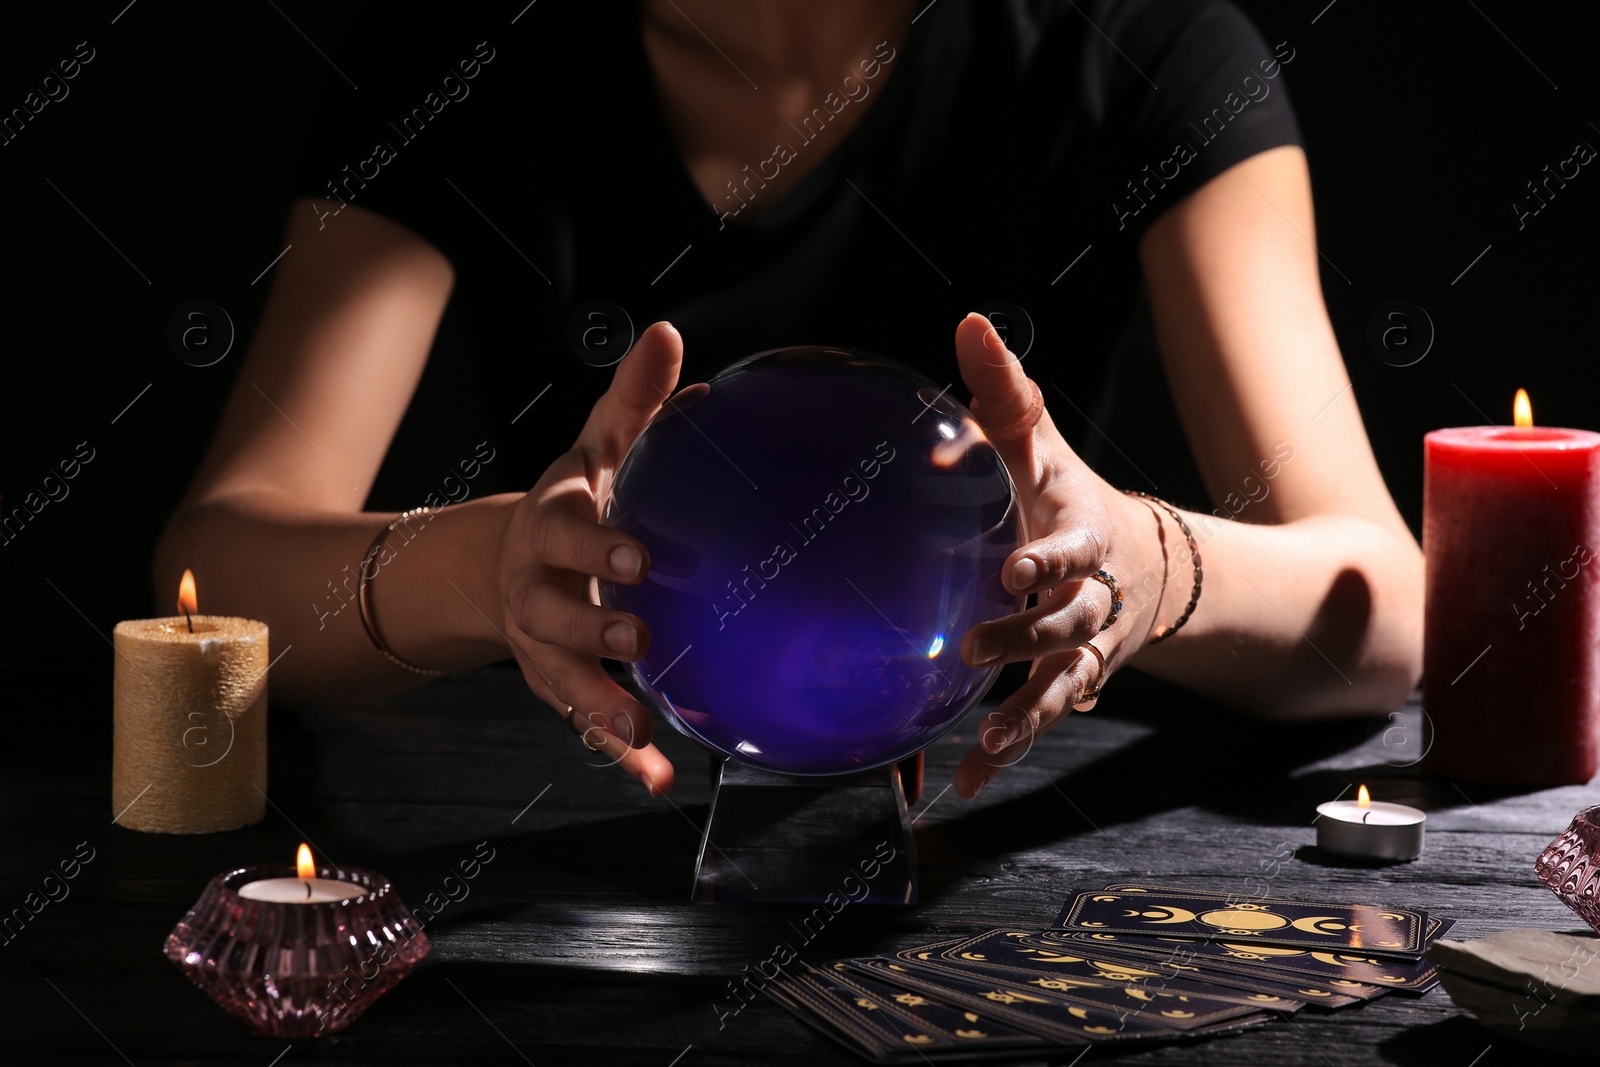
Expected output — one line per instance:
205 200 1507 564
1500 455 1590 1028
951 313 1167 798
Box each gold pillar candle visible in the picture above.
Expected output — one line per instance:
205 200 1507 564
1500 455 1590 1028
112 571 268 833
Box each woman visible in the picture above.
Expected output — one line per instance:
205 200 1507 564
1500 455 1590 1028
157 0 1421 801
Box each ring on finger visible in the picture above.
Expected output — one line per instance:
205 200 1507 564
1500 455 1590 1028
1077 641 1108 701
1088 569 1123 631
562 704 605 750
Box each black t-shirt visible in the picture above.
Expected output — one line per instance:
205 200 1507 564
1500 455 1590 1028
292 0 1301 491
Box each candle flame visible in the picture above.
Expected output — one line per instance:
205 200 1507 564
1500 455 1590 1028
1357 785 1371 808
296 843 315 880
1514 389 1532 428
177 569 198 617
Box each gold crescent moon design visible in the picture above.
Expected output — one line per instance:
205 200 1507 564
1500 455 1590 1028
1135 906 1199 924
1299 988 1333 997
1126 988 1155 1002
955 1029 988 1039
904 1035 934 1045
1200 908 1288 931
1067 1007 1091 1020
1085 1026 1118 1034
1290 916 1350 935
1162 1010 1196 1019
1093 895 1121 902
959 952 987 961
964 1012 980 1022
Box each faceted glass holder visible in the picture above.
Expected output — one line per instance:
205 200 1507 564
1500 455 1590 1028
165 863 429 1037
692 758 918 904
1536 805 1600 935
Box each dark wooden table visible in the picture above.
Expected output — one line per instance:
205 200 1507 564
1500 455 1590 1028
2 665 1589 1065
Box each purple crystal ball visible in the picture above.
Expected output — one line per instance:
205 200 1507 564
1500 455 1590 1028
600 347 1020 776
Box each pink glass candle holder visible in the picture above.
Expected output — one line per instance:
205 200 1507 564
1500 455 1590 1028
165 863 429 1037
1535 806 1600 935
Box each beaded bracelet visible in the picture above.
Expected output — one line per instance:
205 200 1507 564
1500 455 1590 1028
357 507 444 676
1123 490 1202 643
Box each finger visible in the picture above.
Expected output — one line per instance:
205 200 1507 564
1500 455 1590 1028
982 648 1095 753
505 630 658 753
1006 518 1109 595
514 583 650 662
954 314 1057 464
564 703 678 796
953 654 1084 798
528 507 650 584
962 579 1113 667
580 321 683 460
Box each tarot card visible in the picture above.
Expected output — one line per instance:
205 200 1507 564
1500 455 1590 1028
1103 884 1454 947
922 927 1319 1010
1045 928 1440 995
814 962 1053 1053
764 971 905 1061
1057 888 1427 957
844 956 1264 1044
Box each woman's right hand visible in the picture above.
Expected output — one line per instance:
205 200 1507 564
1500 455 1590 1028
497 322 683 795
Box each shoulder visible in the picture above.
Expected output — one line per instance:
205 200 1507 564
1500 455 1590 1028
999 0 1292 113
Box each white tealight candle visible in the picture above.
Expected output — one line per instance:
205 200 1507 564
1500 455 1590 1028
235 844 364 903
236 877 364 904
1316 785 1425 861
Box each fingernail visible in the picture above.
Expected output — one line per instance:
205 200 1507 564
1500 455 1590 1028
971 635 1001 666
604 621 638 656
972 773 992 797
610 544 643 579
1011 557 1038 590
641 774 656 796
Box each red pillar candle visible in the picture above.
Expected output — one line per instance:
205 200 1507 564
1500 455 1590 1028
1423 392 1600 785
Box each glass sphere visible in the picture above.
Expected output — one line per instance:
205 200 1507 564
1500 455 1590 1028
601 347 1020 776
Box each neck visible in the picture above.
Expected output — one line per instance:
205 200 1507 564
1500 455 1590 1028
642 0 914 75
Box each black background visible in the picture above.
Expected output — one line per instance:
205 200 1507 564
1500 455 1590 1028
2 0 1597 666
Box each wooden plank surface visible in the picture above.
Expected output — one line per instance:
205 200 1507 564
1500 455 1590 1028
1 665 1586 1065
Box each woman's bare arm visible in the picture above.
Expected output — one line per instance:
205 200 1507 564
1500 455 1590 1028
156 201 684 804
155 199 516 706
1132 145 1422 718
951 146 1423 793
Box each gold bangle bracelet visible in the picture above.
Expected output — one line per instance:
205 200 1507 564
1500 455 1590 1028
1123 491 1202 643
357 508 444 676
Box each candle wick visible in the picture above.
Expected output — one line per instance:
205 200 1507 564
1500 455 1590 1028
1362 810 1371 824
304 881 312 900
184 609 193 634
